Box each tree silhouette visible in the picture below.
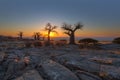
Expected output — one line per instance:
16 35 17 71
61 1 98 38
112 37 120 44
18 32 23 40
78 38 98 45
45 23 57 45
33 32 41 40
61 22 83 44
36 32 41 40
33 32 37 40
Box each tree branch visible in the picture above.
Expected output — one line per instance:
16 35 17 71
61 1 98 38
73 22 83 32
64 31 71 36
62 23 73 32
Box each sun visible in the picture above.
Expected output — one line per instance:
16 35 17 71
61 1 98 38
50 32 55 37
43 32 56 37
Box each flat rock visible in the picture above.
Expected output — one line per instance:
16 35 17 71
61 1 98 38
100 65 120 79
76 70 102 80
38 60 79 80
4 61 26 80
0 65 5 80
0 52 5 63
90 56 120 66
54 54 100 73
90 57 113 64
14 69 43 80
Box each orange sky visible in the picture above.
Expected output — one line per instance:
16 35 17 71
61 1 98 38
0 27 119 38
0 23 120 38
0 0 120 39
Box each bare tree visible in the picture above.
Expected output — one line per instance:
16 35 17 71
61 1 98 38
33 32 41 40
36 32 41 40
61 22 83 44
33 32 37 40
45 23 57 45
18 32 23 40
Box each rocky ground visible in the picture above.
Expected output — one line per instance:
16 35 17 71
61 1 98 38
0 42 120 80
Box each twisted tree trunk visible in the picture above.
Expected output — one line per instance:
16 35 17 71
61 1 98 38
69 32 75 44
47 31 50 45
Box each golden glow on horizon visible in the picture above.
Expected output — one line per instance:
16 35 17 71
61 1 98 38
50 32 55 37
42 32 57 37
0 30 120 38
0 23 120 38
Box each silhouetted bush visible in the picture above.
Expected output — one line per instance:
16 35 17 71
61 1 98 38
60 39 67 45
78 38 100 49
55 39 67 46
25 41 32 48
33 41 42 47
60 39 67 42
78 38 98 45
44 41 49 46
112 37 120 44
44 40 55 46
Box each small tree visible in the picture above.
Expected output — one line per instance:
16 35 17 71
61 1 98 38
112 37 120 44
36 32 41 40
61 22 83 44
18 32 23 40
33 32 37 40
45 23 57 45
33 32 41 40
25 41 32 48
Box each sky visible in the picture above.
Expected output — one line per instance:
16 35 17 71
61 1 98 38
0 0 120 39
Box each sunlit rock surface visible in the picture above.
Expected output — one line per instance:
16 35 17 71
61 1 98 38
0 41 120 80
14 69 43 80
37 60 79 80
100 65 120 80
53 54 100 73
0 52 6 63
75 70 102 80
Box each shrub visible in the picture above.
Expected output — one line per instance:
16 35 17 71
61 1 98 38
33 41 42 47
24 41 32 48
60 39 67 45
44 41 49 46
44 40 55 46
78 38 98 44
56 39 67 46
112 37 120 44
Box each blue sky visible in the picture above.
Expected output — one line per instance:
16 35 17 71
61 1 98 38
0 0 120 38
